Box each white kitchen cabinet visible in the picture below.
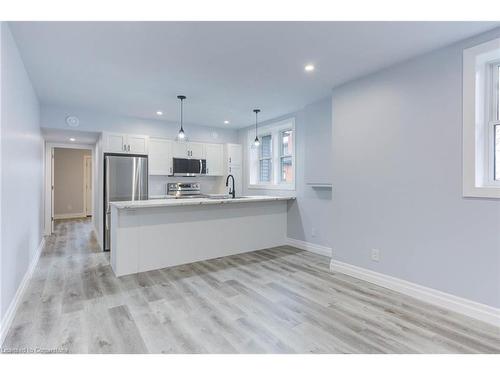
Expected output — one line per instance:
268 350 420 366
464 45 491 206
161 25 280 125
172 142 187 158
205 143 224 176
127 135 149 155
103 132 148 155
172 141 205 159
226 143 242 166
148 138 173 175
104 133 127 153
189 142 204 159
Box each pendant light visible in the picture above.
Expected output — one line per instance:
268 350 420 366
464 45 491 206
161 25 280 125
253 109 261 147
176 95 187 141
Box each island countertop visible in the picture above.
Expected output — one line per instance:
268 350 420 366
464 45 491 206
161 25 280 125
109 195 295 209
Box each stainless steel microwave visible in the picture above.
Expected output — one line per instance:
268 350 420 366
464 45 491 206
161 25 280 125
171 158 207 176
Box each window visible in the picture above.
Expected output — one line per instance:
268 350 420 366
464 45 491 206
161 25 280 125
248 118 295 190
463 38 500 198
259 134 272 182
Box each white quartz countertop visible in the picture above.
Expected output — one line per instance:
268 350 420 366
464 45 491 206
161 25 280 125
110 195 296 209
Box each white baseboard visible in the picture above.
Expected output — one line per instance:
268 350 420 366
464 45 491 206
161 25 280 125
54 212 86 220
330 259 500 327
0 237 46 346
286 237 332 257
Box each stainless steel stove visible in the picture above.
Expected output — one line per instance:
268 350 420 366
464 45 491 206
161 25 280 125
167 182 205 198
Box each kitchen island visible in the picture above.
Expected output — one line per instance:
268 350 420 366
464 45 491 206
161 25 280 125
109 196 295 276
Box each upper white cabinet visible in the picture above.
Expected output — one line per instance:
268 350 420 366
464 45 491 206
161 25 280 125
189 142 205 159
226 143 242 166
172 141 205 159
149 138 173 175
127 135 149 155
104 133 127 153
103 132 148 155
205 143 224 176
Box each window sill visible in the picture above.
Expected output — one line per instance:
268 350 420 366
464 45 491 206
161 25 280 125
463 185 500 199
248 184 296 191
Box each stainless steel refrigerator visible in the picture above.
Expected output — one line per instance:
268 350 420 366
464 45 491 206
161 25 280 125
104 154 148 251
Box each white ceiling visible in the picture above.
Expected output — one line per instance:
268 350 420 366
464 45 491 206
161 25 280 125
10 21 500 128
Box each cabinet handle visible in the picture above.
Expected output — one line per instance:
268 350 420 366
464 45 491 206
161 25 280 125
229 157 231 163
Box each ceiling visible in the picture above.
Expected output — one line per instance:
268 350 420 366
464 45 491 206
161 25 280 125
10 21 500 128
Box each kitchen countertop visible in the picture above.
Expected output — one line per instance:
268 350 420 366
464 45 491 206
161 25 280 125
110 195 295 209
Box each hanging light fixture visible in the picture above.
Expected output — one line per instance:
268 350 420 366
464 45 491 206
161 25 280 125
253 109 261 147
176 95 187 141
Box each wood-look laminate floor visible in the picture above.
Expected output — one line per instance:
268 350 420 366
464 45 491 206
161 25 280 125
2 218 499 354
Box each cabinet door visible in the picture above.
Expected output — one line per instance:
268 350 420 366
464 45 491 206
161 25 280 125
127 135 148 155
172 142 188 158
205 143 223 176
148 138 172 175
226 143 242 166
104 133 127 153
189 142 205 159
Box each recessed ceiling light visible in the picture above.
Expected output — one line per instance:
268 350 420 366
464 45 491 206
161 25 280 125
304 64 315 72
69 138 76 142
224 120 230 124
156 111 163 116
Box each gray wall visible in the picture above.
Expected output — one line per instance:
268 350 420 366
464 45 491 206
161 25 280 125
239 97 333 248
54 148 91 216
331 28 500 308
0 23 44 322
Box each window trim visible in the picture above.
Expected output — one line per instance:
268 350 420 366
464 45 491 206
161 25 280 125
279 129 294 184
463 38 500 198
247 118 296 191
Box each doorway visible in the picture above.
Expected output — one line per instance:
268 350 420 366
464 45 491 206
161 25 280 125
45 143 95 235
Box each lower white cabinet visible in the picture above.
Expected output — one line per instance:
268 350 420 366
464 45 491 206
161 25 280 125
205 143 224 176
148 138 173 175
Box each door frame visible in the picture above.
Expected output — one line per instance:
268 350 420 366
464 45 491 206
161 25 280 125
83 154 93 217
44 142 95 236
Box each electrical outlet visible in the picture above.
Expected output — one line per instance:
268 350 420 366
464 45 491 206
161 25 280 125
311 228 317 237
371 248 380 262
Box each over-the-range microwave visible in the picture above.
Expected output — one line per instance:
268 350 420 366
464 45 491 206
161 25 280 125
171 157 207 176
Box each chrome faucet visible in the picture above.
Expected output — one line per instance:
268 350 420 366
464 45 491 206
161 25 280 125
226 174 235 199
